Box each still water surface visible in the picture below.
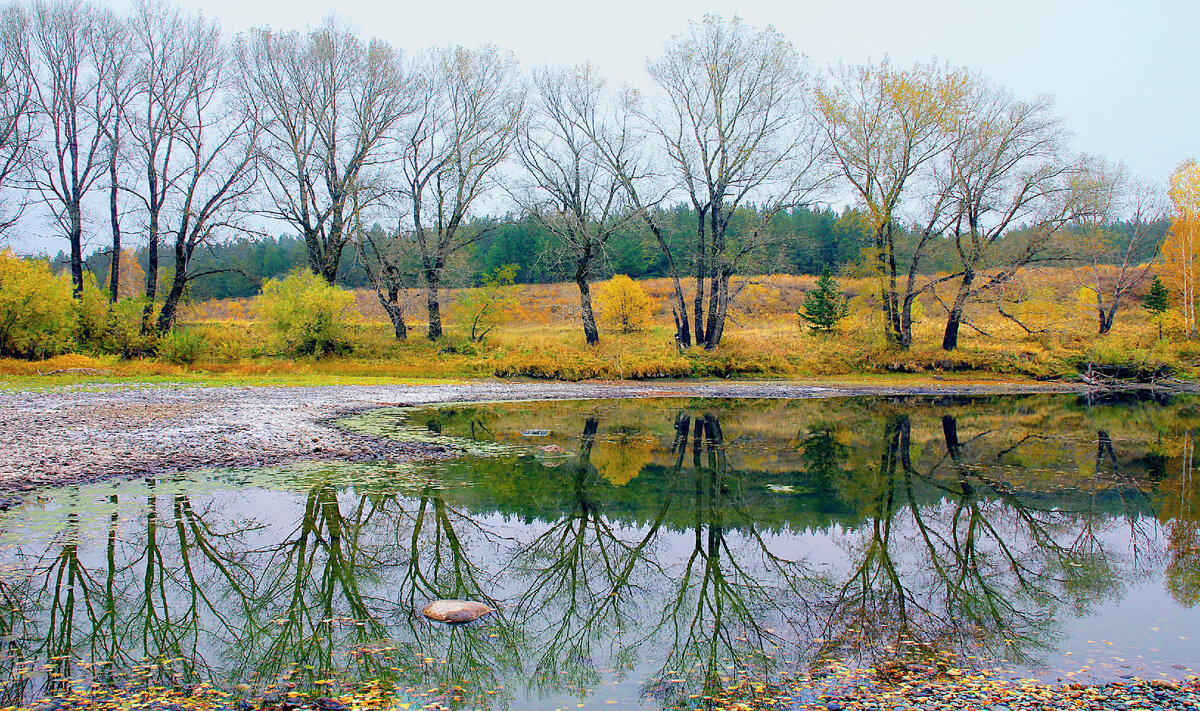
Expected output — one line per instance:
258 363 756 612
1 395 1198 709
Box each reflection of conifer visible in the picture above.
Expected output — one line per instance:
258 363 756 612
800 428 850 514
1144 275 1169 340
797 266 849 332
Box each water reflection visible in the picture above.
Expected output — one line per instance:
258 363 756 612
0 396 1197 709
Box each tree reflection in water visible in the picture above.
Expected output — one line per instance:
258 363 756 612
818 413 1126 675
0 396 1195 709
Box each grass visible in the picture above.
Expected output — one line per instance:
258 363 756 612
2 269 1193 388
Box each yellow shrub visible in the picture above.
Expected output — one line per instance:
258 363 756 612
256 270 358 356
596 275 657 333
0 249 75 358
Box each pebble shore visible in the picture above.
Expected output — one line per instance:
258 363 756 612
0 378 1081 508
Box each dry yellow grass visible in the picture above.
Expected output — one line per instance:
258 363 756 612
5 268 1188 384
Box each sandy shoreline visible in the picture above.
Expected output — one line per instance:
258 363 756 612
0 377 1096 507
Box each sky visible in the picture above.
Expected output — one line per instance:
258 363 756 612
149 0 1195 182
11 0 1199 254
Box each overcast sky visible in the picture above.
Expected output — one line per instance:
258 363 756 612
148 0 1196 182
12 0 1199 254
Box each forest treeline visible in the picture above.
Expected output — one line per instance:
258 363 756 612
58 206 1170 303
1 0 1197 361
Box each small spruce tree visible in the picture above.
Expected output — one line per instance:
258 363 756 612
798 267 849 333
1144 275 1170 340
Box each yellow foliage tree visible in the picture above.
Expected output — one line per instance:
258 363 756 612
595 275 656 333
0 249 75 358
1163 159 1200 337
815 60 969 349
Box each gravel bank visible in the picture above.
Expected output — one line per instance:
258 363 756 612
0 378 1086 506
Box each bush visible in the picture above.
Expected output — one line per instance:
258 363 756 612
0 249 75 358
158 328 208 364
256 270 357 356
74 288 160 358
455 265 517 342
596 275 656 333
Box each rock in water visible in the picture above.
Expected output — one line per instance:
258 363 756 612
421 599 495 623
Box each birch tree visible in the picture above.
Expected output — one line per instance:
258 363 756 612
236 19 414 284
646 15 826 349
398 44 523 341
1164 159 1200 338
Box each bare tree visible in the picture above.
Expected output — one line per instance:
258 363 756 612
1071 161 1167 336
91 8 134 304
0 5 33 237
646 15 826 349
154 43 258 332
575 83 693 346
236 18 414 284
127 0 198 317
355 218 418 341
398 44 523 341
515 65 636 346
126 2 257 332
935 79 1079 350
19 0 115 299
815 60 967 349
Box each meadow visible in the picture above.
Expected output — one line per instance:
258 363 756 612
2 268 1189 385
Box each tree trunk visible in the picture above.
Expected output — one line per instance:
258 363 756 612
108 127 121 303
899 292 915 350
710 269 733 348
304 228 341 285
68 205 84 300
693 211 707 344
577 275 599 346
381 286 408 341
143 211 159 330
703 269 732 350
702 206 727 349
941 271 974 351
1098 301 1118 335
319 237 344 285
156 255 188 333
874 224 903 348
703 263 721 350
424 267 442 341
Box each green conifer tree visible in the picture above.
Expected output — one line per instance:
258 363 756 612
798 266 850 333
1144 275 1170 340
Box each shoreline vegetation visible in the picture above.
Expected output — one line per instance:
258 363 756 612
2 270 1195 388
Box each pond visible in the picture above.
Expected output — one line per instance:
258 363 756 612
1 395 1198 710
